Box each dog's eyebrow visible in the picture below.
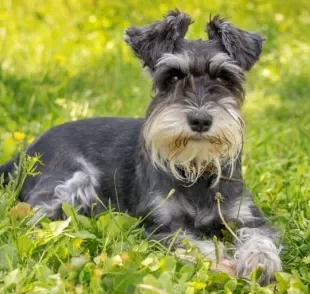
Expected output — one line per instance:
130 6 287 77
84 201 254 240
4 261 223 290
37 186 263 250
156 53 191 73
208 53 243 76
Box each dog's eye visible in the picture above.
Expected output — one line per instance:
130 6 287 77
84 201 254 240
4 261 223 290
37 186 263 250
170 76 180 83
165 68 186 86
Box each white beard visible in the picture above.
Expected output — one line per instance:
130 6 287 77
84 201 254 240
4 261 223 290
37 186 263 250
143 97 243 184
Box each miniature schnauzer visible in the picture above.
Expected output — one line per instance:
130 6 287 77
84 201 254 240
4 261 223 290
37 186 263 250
0 10 281 284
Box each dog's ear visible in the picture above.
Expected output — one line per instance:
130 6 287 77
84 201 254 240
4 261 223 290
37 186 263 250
206 15 264 71
124 10 192 72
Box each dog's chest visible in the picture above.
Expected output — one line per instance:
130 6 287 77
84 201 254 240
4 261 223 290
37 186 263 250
151 192 221 236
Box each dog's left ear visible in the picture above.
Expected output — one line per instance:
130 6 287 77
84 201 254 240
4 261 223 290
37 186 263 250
206 15 264 71
124 10 192 72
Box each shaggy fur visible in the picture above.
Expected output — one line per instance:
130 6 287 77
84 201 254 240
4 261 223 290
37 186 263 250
0 10 281 285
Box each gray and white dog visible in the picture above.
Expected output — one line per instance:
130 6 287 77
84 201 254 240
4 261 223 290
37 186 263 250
0 10 281 284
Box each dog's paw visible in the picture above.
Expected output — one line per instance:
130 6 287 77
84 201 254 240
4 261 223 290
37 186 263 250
236 248 282 285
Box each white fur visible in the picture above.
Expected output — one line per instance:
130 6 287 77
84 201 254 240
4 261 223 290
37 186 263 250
235 228 282 283
29 157 100 223
144 97 243 183
54 157 99 208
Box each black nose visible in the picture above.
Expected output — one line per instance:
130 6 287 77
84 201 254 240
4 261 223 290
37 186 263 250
188 112 213 133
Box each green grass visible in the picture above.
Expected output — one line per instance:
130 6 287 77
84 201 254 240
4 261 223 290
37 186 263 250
0 0 309 293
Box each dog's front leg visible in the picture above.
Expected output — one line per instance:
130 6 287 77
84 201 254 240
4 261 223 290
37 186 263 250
234 226 282 285
226 192 282 284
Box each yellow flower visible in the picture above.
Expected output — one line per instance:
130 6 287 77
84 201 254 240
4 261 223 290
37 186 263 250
13 132 25 142
189 281 206 290
72 237 83 249
54 54 66 64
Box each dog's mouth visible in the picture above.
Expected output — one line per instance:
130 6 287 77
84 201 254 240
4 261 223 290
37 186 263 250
188 134 231 146
188 134 208 141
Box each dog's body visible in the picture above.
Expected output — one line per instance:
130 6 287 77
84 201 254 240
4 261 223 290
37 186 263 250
0 10 282 284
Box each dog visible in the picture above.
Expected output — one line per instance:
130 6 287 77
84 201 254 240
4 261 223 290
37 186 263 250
0 10 281 285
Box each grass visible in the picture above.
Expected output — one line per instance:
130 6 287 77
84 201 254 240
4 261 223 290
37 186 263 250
0 0 309 293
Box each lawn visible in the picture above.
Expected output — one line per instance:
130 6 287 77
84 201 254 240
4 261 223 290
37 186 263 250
0 0 309 293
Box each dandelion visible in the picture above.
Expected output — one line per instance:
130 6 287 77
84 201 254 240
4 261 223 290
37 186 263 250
13 132 25 142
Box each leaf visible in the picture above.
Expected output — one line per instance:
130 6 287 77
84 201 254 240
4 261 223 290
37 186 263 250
224 279 237 292
185 287 195 294
4 269 23 286
158 272 174 292
0 245 18 270
16 235 33 260
178 264 195 283
62 203 78 230
136 284 168 294
251 266 263 289
71 255 89 269
275 272 308 294
76 215 92 229
34 264 54 281
159 256 176 273
97 213 137 237
71 231 97 240
133 241 149 253
302 255 310 264
209 272 230 284
142 274 159 288
97 213 112 230
49 217 71 237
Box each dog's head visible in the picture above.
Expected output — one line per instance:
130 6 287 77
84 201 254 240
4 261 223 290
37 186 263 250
125 10 264 183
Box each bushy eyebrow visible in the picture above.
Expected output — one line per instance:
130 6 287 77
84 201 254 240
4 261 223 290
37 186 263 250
156 53 191 73
207 53 243 77
156 52 244 78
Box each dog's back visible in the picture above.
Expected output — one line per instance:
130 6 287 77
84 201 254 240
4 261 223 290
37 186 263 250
2 118 143 217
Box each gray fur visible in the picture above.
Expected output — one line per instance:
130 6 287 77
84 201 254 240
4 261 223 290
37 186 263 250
207 15 264 70
0 10 281 285
235 228 282 285
124 10 192 72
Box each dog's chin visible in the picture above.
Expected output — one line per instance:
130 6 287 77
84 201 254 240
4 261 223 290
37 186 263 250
147 135 238 184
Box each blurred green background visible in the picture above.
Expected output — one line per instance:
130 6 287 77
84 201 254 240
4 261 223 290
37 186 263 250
0 0 309 287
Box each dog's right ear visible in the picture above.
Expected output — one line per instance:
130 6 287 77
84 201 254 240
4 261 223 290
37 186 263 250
124 10 192 72
206 15 264 71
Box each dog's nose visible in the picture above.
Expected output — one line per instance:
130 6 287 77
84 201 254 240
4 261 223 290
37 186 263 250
188 112 213 133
